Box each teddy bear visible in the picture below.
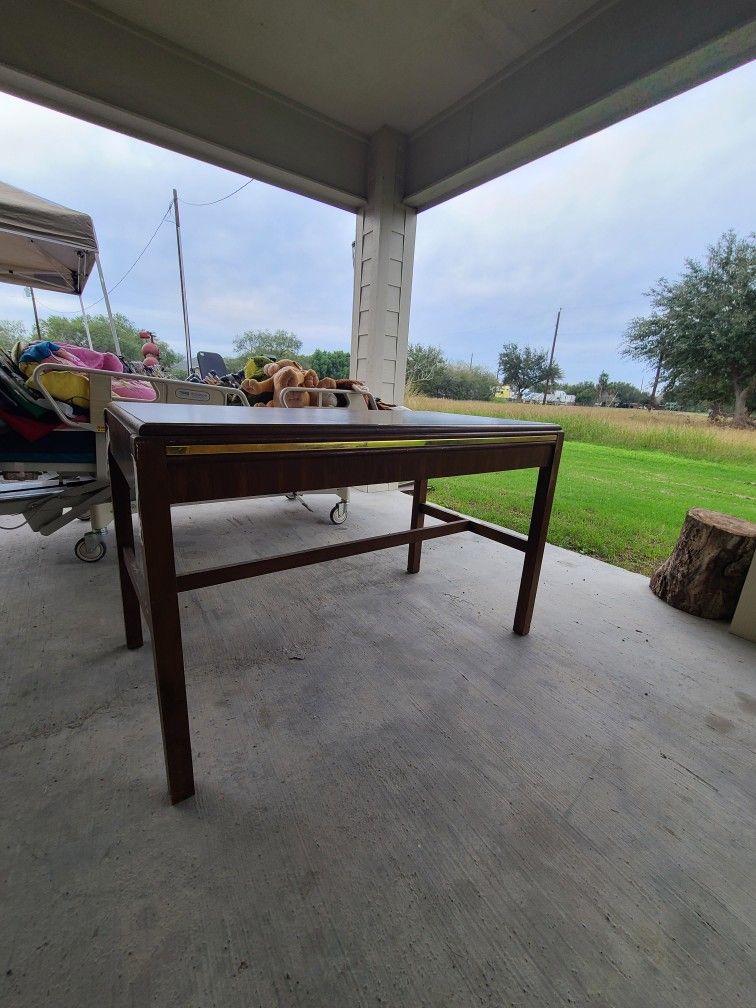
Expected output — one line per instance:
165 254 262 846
242 360 338 407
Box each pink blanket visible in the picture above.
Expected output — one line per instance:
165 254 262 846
38 343 157 402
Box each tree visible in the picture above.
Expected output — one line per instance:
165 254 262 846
563 380 597 405
530 362 565 395
431 361 498 401
622 231 756 425
497 343 562 400
233 328 302 361
405 344 497 400
608 381 650 407
406 343 447 393
39 313 184 375
595 371 614 406
662 372 722 414
308 349 351 379
622 313 667 407
0 319 29 352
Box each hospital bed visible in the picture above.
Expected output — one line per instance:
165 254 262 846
0 362 248 560
1 362 375 561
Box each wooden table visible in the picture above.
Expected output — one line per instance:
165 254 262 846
106 403 563 803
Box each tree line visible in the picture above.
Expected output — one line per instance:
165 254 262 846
406 341 651 407
408 230 755 421
405 345 499 400
228 329 350 379
2 231 752 420
563 372 650 407
0 319 352 381
0 313 184 374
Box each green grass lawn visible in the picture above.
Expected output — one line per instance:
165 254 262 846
428 442 756 576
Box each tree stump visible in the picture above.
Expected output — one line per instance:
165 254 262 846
650 509 756 620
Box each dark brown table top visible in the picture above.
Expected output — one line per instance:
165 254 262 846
106 403 562 442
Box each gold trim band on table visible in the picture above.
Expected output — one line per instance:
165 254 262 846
165 434 559 456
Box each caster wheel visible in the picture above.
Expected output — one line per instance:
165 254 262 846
330 502 348 525
285 492 298 501
74 535 107 562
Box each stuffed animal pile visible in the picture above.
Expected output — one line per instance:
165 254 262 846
238 356 369 408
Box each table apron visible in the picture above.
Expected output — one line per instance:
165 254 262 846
161 440 557 505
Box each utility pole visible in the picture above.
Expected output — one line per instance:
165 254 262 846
172 189 193 374
542 308 561 405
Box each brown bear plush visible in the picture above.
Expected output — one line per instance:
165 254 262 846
242 360 338 407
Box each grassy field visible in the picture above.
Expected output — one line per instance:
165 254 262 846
409 396 756 465
410 397 756 575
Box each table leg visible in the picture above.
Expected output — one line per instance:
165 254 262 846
407 478 428 573
136 445 195 804
513 437 563 636
109 448 143 650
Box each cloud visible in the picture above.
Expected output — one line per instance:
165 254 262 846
0 93 355 362
412 59 756 381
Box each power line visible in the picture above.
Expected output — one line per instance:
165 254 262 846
180 178 253 206
34 202 173 315
20 175 254 329
84 202 173 310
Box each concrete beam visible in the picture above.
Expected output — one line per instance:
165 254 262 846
405 0 756 209
0 0 368 211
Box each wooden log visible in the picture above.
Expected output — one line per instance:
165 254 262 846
650 508 756 620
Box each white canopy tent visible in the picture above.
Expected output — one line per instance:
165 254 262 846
0 180 97 295
0 180 120 352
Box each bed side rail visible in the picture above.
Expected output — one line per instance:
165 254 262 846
30 363 249 431
280 387 377 410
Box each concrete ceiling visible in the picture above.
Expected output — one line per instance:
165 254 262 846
1 1 755 210
90 0 596 135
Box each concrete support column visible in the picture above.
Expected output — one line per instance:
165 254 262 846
351 127 416 405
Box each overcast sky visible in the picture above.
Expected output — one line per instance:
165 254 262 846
0 59 754 387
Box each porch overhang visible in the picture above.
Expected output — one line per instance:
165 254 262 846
1 0 754 212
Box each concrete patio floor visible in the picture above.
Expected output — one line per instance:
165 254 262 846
1 489 754 1008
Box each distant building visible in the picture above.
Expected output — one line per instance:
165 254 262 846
521 389 576 405
550 390 576 405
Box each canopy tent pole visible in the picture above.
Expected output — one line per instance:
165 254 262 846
26 286 42 339
78 294 93 349
95 253 121 356
172 189 193 374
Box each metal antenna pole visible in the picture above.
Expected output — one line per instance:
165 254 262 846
542 308 561 405
28 287 42 339
172 189 193 374
78 293 93 349
95 254 121 356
